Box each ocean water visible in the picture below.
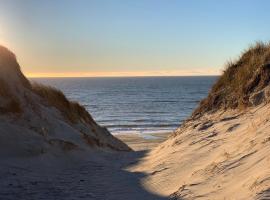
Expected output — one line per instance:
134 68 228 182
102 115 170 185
32 77 217 136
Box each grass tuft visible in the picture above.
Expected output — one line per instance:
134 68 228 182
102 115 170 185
32 83 96 124
0 78 22 114
193 41 270 117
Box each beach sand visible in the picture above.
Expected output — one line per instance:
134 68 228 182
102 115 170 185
0 132 172 200
116 132 171 151
3 105 270 200
128 105 270 199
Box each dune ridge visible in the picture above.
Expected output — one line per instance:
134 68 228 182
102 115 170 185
130 106 270 199
130 42 270 199
0 45 131 158
193 42 270 117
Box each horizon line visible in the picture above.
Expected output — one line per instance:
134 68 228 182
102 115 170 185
25 70 221 78
27 74 220 78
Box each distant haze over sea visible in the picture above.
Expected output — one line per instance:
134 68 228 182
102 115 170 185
32 76 217 137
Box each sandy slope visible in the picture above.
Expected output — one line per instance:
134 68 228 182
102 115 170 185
0 45 130 158
129 104 270 199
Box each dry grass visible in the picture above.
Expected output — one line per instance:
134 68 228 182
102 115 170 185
32 83 96 124
0 78 22 114
193 42 270 117
3 100 22 114
0 78 11 97
0 45 94 121
48 139 78 151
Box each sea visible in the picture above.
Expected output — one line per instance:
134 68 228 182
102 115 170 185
32 76 217 137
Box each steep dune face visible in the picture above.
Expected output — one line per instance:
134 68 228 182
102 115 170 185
130 43 270 199
0 46 131 157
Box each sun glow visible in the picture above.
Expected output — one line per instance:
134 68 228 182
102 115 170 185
0 25 5 44
26 69 220 78
0 22 11 48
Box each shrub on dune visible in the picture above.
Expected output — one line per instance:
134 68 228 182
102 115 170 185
0 78 22 114
193 41 270 117
32 83 96 124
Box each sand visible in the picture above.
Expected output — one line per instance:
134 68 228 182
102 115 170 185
3 103 270 200
0 133 171 200
128 104 270 199
2 104 270 200
116 132 171 151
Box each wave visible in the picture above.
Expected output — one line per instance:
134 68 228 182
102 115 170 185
106 123 180 129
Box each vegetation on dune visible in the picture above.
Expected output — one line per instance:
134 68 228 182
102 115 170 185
193 42 270 117
0 45 131 151
0 78 22 114
0 78 12 98
32 83 96 124
0 45 96 123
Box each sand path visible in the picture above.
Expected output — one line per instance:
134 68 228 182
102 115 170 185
0 134 170 200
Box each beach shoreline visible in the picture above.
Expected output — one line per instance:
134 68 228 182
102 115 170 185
116 132 171 151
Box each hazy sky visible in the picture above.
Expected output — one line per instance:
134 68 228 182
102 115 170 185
0 0 269 77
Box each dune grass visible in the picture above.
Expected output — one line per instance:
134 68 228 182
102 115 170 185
0 78 22 114
32 83 96 124
0 78 11 98
193 42 270 117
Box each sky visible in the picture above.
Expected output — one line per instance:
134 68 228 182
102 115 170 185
0 0 270 77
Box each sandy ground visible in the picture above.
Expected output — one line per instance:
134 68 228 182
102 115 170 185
2 106 270 200
116 132 171 151
2 103 270 200
0 152 168 200
0 133 171 200
129 105 270 199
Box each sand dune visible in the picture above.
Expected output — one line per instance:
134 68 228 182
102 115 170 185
0 45 130 157
129 105 270 199
2 104 270 199
1 43 270 200
0 45 167 200
127 43 270 199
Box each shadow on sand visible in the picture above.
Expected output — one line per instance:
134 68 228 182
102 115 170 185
256 188 270 199
86 149 171 200
0 150 178 200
